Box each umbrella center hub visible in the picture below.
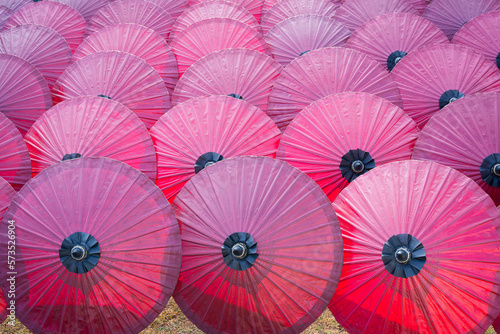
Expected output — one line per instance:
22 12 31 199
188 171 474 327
222 232 259 271
387 51 407 71
195 152 224 174
382 234 426 278
351 160 365 173
98 94 112 100
439 90 465 109
71 245 87 261
62 153 82 161
228 93 244 100
480 153 500 186
340 149 375 182
59 232 101 274
299 50 310 57
231 242 248 259
492 164 500 177
395 247 411 264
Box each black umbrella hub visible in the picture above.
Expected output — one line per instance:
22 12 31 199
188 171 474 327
98 94 112 100
387 51 407 71
299 50 311 57
340 149 375 182
496 53 500 69
59 232 101 274
481 153 500 187
228 93 244 100
62 153 82 161
222 232 259 271
382 234 426 278
195 152 224 174
439 90 465 109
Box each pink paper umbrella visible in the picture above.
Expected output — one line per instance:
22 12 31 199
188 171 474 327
147 0 188 21
171 18 269 77
172 48 282 112
260 0 342 24
73 23 178 95
150 95 281 202
423 0 500 40
0 25 72 91
267 47 403 132
0 54 51 135
192 0 264 23
453 11 500 69
334 0 419 32
278 92 419 202
261 0 340 35
413 93 500 206
53 51 171 130
347 12 449 71
0 0 30 12
169 0 259 43
0 157 182 334
265 14 351 66
0 112 30 190
2 2 86 53
0 177 14 323
47 0 111 21
24 96 157 181
87 0 174 40
173 156 343 334
0 6 13 29
330 160 500 334
391 43 500 128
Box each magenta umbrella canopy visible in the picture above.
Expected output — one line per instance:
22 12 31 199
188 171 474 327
173 156 343 334
169 0 259 43
53 51 171 130
330 160 500 334
0 24 72 91
191 0 264 23
87 0 174 40
0 6 13 29
73 23 178 95
147 0 189 21
0 0 30 12
267 47 403 132
0 157 182 334
24 96 157 181
0 176 14 323
171 18 269 77
391 43 500 128
453 10 500 70
265 15 351 66
260 0 342 23
172 48 282 112
2 1 86 53
423 0 500 40
0 54 51 135
413 92 500 206
47 0 111 21
150 95 281 202
347 12 449 71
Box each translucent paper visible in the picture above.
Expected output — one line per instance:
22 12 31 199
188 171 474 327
24 96 157 180
261 0 342 23
0 0 30 12
150 95 281 202
0 157 182 334
147 0 189 20
191 0 264 23
330 160 500 334
173 156 343 334
0 6 13 30
47 0 111 21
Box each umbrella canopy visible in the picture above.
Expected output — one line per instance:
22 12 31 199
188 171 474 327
267 47 403 132
47 0 112 21
87 0 174 40
412 93 500 206
150 95 281 202
24 96 157 181
53 51 171 130
260 0 342 23
171 18 269 77
0 53 51 135
191 0 264 23
260 0 340 35
173 156 343 334
346 12 449 71
0 0 29 12
265 14 351 66
169 0 259 43
147 0 189 21
0 24 72 91
0 6 13 29
0 176 14 323
2 1 86 53
423 0 500 40
329 160 500 333
172 48 282 112
0 157 182 334
391 43 500 128
73 23 178 95
0 112 31 191
452 10 500 69
277 92 419 202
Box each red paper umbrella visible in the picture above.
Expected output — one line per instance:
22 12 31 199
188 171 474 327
391 43 500 128
171 18 270 76
73 23 178 95
453 10 500 69
277 92 419 202
329 160 500 333
267 47 403 132
0 54 51 135
147 0 188 21
0 157 182 334
53 51 171 129
0 25 72 91
347 13 448 71
24 96 157 180
0 0 29 12
0 112 30 190
87 0 174 40
412 93 500 206
423 0 500 40
2 2 86 53
0 6 13 29
0 176 14 323
192 0 264 23
150 95 281 202
172 48 282 112
333 0 419 32
172 156 343 334
169 0 259 43
265 14 351 66
260 0 340 35
47 0 111 21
